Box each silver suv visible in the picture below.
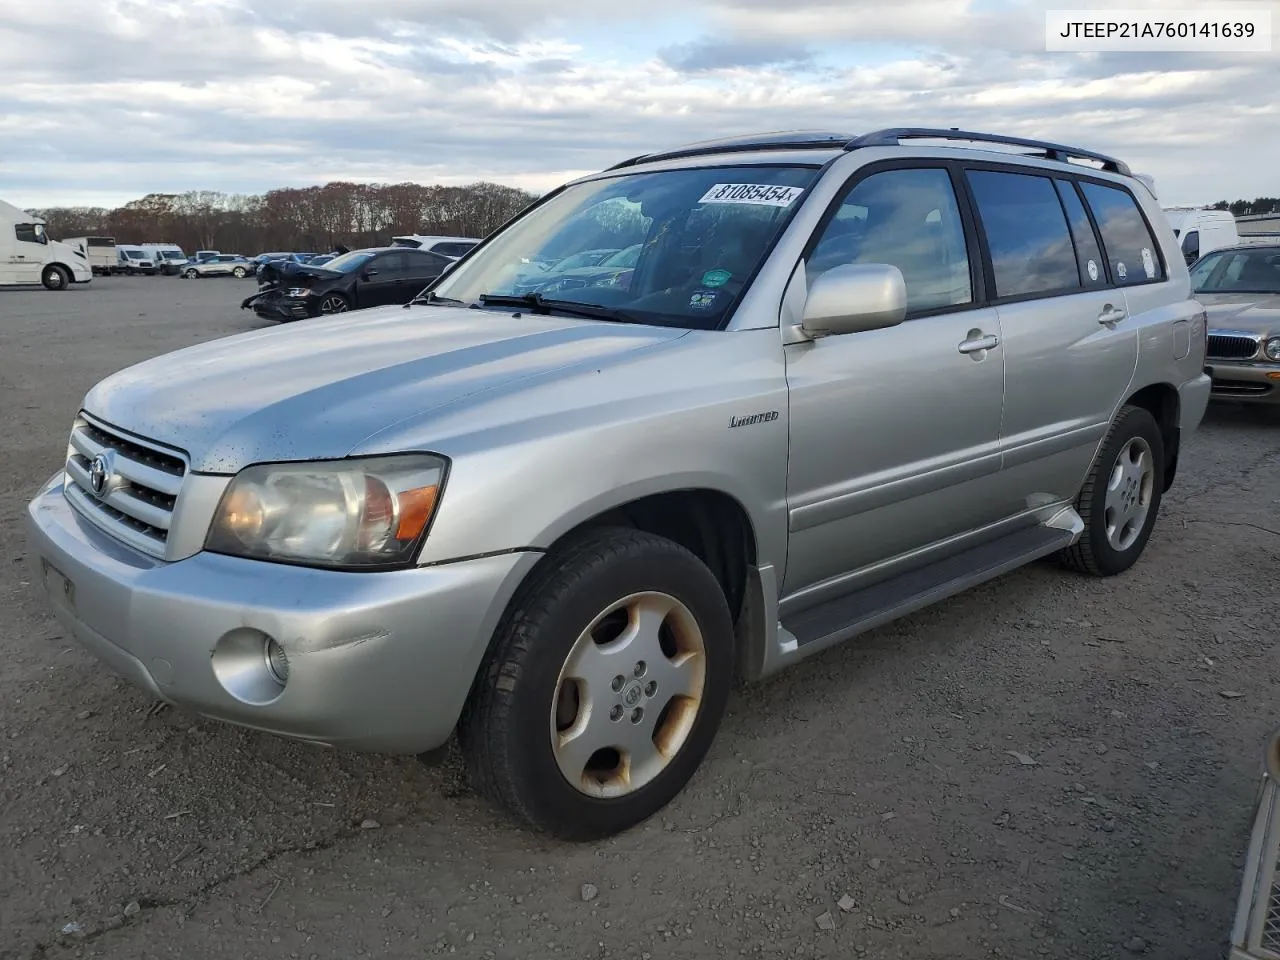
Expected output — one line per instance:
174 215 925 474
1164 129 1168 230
26 128 1211 840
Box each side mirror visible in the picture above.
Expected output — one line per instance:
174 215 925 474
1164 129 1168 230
362 269 379 280
801 263 907 338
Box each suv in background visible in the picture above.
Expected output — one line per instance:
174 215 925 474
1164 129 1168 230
25 128 1210 842
390 234 480 259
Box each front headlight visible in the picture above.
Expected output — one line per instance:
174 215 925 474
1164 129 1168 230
1265 337 1280 362
205 454 447 569
286 287 311 297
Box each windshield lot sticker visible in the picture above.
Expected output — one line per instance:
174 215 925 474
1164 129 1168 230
1142 248 1155 278
699 184 804 207
689 290 719 310
1087 259 1099 281
1116 261 1127 280
701 269 732 288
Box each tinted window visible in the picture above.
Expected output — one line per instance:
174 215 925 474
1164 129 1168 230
1181 230 1200 260
1054 180 1108 287
808 167 972 313
404 251 447 276
15 223 44 244
967 170 1079 299
370 252 409 276
434 242 476 257
1079 181 1166 285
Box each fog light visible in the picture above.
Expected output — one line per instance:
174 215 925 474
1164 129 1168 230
212 628 288 705
265 638 290 684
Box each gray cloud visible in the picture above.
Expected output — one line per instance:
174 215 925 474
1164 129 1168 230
659 37 814 72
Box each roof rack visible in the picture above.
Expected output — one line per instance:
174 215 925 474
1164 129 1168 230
607 126 1132 177
844 128 1131 175
608 131 854 170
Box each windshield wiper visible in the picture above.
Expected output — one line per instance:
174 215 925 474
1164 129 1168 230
477 292 640 324
406 290 465 308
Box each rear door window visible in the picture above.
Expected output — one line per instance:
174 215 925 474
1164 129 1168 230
1078 181 1167 285
966 169 1080 299
1054 180 1109 288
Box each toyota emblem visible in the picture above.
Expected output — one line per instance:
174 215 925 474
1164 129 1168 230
89 453 111 497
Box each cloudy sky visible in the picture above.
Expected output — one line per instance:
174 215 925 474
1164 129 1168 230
1 0 1275 210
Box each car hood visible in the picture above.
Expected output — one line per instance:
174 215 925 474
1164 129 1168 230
81 305 688 473
1199 292 1280 334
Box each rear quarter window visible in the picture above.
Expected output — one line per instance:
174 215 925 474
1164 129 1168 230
1079 182 1166 285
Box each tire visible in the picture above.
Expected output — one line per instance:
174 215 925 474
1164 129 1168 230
315 293 350 315
232 266 247 279
183 268 198 279
1061 404 1165 577
41 265 70 291
458 527 735 840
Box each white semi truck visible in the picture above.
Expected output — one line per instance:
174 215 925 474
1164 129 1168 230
0 198 93 289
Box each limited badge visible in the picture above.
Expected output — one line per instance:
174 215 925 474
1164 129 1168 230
1087 259 1099 281
1141 247 1156 278
1116 261 1127 280
701 269 732 288
689 290 718 309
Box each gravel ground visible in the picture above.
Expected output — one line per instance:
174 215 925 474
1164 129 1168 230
2 276 1278 960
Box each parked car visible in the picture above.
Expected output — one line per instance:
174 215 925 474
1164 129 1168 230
515 242 642 295
1193 244 1280 409
182 254 253 279
24 127 1210 841
242 246 451 320
390 234 481 259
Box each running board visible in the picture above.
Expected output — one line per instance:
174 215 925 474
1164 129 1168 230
781 522 1078 653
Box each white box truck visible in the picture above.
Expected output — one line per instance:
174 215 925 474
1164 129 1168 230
1162 207 1240 265
62 236 118 276
0 198 93 289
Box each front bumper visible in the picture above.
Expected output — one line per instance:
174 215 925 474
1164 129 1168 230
242 289 312 321
25 472 538 754
1205 360 1280 405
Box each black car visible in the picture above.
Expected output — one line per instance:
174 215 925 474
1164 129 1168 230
241 246 451 321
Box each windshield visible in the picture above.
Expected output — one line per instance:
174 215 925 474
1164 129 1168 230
124 250 143 259
1191 248 1280 294
432 164 820 329
322 251 374 273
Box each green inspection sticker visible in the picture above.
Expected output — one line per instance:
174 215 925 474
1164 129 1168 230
700 269 732 288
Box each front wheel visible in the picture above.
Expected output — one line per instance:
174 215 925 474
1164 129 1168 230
183 268 198 279
41 265 70 290
1061 404 1165 577
458 528 735 840
315 293 350 315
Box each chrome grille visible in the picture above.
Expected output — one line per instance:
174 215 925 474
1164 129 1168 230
1208 333 1261 360
63 414 187 559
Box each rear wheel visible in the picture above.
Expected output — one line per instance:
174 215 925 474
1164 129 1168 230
1061 405 1165 577
232 266 247 278
41 265 70 290
458 528 734 840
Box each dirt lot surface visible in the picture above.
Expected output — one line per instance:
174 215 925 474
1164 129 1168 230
2 276 1278 960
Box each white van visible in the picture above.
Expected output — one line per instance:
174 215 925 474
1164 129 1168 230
140 243 186 270
1162 207 1239 265
116 244 158 275
0 198 93 289
62 236 118 276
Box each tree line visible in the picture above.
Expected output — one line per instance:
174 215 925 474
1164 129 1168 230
31 181 543 255
1211 197 1280 218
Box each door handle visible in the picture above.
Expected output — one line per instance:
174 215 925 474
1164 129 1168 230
958 333 999 354
1098 304 1127 325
